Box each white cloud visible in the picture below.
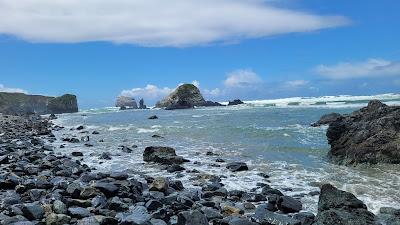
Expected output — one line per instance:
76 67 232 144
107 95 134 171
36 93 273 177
0 0 349 47
120 84 173 100
315 58 400 79
0 84 27 93
204 88 222 97
283 80 309 88
224 69 263 88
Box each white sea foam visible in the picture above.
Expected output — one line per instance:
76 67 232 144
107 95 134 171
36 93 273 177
137 128 160 133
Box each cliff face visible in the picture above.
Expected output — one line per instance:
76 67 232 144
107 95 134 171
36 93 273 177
155 84 206 110
0 92 78 115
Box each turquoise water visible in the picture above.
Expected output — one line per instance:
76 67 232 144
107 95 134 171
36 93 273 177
53 95 400 214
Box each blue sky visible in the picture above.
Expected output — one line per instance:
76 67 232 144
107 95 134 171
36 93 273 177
0 0 399 109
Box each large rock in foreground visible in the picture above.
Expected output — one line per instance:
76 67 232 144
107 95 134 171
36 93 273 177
143 146 189 165
314 184 379 225
156 84 206 110
0 92 78 115
325 100 400 165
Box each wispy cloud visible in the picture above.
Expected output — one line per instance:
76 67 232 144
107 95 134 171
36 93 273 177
0 84 27 93
0 0 349 47
224 69 263 88
315 58 400 79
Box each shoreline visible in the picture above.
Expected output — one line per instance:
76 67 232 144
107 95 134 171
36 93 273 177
0 113 397 225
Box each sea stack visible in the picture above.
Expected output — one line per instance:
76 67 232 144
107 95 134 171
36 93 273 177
156 84 206 110
116 96 138 109
0 92 78 115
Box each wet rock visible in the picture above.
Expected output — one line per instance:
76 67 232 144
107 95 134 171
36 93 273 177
53 200 68 214
201 207 223 220
46 213 71 225
177 210 208 225
261 186 284 196
149 177 169 194
91 196 107 209
312 113 343 127
93 182 119 198
116 206 151 225
150 218 167 225
67 182 82 198
92 131 100 135
68 207 91 219
277 196 302 213
380 207 400 216
255 204 301 225
152 134 164 138
325 100 400 165
228 217 259 225
21 203 45 220
145 200 163 211
72 151 84 157
222 205 243 216
80 187 100 199
387 216 400 225
77 125 85 130
313 184 379 225
99 152 112 160
143 146 188 165
293 212 315 225
226 162 248 172
148 115 158 120
167 164 185 173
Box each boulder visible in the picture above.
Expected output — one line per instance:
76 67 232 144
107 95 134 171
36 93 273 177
254 204 301 225
143 146 188 165
46 213 71 225
116 96 138 109
156 84 206 110
313 184 379 225
149 177 169 194
311 113 343 127
325 100 400 165
226 162 248 172
277 196 302 213
177 210 208 225
228 99 244 106
148 115 158 120
22 203 45 220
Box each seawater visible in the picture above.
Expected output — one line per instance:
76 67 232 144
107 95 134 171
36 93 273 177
53 94 400 215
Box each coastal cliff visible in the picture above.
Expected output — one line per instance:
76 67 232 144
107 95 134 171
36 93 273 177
0 92 78 115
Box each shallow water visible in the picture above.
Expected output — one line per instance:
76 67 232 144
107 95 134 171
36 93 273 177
53 96 400 215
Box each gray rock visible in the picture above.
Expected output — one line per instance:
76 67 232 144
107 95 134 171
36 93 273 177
116 96 138 109
201 207 223 220
143 146 188 165
68 207 91 219
313 184 379 225
228 99 244 106
228 217 258 225
325 100 400 165
21 203 45 220
226 162 248 172
177 210 208 225
93 182 119 197
293 212 315 225
116 206 151 225
53 200 67 214
46 213 71 225
277 196 302 213
255 204 301 225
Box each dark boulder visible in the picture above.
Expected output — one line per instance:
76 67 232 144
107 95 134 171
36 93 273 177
177 210 208 225
254 204 301 225
226 162 248 172
325 100 400 165
313 184 379 225
277 196 302 213
311 113 343 127
228 99 244 106
148 115 158 120
143 146 188 165
21 203 45 220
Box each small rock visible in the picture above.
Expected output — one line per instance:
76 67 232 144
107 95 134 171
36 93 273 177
226 162 248 172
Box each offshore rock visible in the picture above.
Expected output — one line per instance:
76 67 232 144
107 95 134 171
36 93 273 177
156 84 206 110
116 96 138 109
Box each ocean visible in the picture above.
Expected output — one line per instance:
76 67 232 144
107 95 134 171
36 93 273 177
52 93 400 215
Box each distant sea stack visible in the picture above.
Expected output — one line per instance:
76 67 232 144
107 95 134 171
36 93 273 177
155 84 222 110
315 100 400 165
116 96 138 109
0 92 78 115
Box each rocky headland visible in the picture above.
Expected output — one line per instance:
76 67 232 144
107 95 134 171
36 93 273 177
1 112 397 225
315 100 400 165
0 92 78 115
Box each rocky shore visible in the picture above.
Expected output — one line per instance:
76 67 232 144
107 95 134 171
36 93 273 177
1 113 399 225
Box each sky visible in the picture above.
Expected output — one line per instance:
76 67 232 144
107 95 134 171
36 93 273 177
0 0 399 109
